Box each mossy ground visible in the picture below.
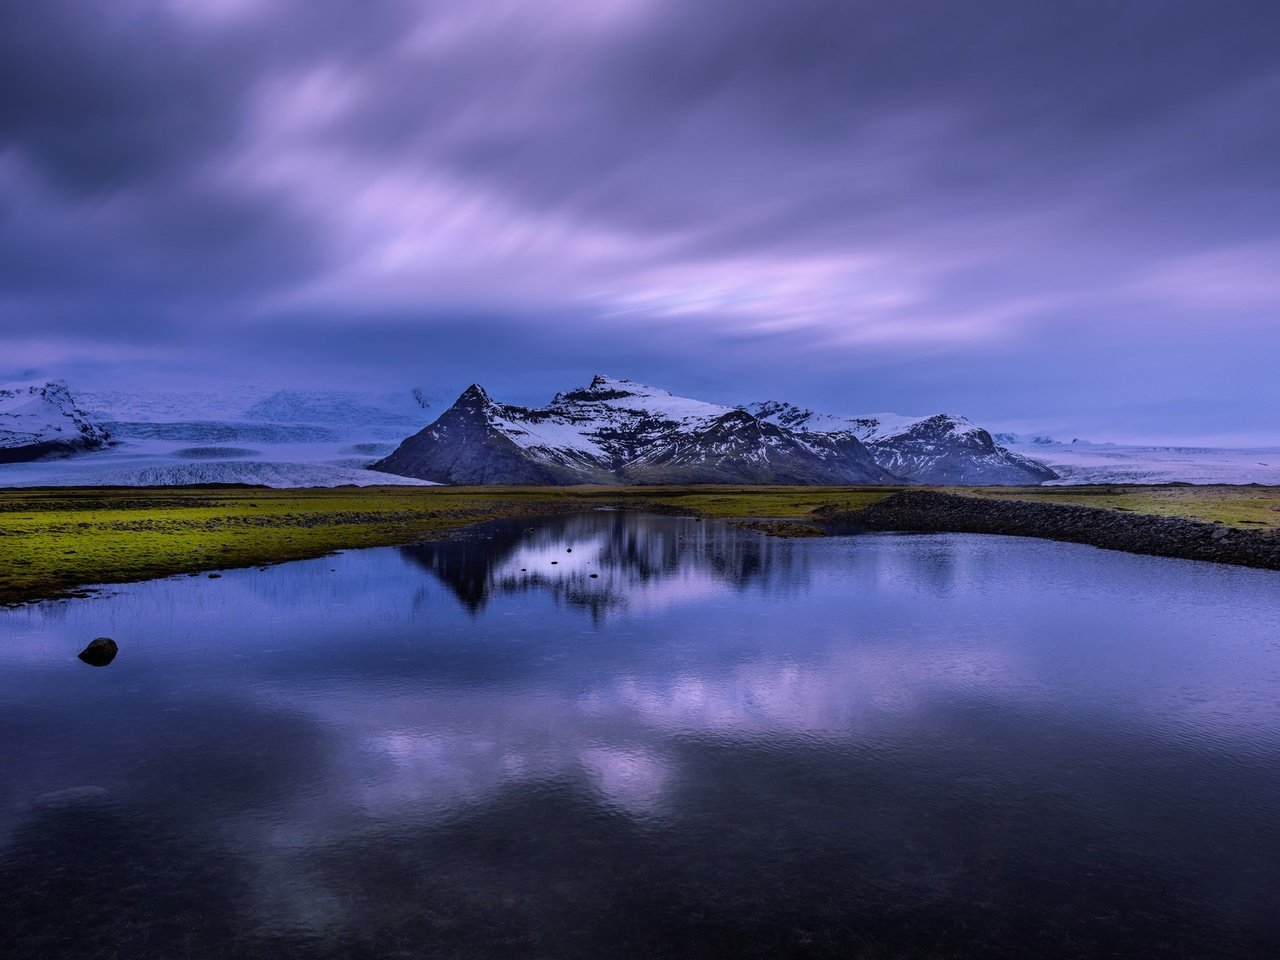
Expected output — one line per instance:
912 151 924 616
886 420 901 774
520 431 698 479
2 483 1275 606
0 485 899 605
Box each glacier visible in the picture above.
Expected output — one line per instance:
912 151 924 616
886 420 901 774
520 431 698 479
0 385 438 487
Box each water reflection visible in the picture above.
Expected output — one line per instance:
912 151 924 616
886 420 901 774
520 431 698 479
1 515 1279 958
400 510 809 617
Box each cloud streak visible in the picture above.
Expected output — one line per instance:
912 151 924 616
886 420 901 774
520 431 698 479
1 0 1277 439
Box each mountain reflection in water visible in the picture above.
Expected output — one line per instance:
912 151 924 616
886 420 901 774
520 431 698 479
1 512 1279 959
399 510 808 616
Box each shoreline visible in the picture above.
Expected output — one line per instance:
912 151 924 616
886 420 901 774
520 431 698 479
3 484 1278 607
0 485 898 607
830 490 1280 571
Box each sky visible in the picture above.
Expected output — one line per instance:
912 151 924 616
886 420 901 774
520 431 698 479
1 0 1277 443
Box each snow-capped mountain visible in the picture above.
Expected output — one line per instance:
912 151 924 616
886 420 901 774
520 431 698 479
372 376 898 485
0 386 436 487
0 381 110 463
746 401 1058 485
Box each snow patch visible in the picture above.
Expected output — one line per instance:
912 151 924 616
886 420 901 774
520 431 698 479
0 381 108 454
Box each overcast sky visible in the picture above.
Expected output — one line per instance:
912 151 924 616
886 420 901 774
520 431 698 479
2 0 1277 442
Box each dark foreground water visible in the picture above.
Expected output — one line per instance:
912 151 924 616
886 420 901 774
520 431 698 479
2 512 1279 959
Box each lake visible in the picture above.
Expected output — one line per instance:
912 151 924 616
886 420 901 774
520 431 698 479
2 511 1279 958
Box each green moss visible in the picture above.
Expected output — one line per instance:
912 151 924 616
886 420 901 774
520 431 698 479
3 483 1274 607
0 485 901 605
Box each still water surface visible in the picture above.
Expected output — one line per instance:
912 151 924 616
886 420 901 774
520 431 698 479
2 512 1279 958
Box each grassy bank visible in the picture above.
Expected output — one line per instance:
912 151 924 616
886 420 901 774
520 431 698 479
1 483 1276 606
0 485 898 606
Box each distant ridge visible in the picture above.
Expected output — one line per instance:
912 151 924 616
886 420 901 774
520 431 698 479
746 402 1058 484
372 375 1054 485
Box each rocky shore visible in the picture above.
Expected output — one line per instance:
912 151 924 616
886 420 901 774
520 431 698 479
830 490 1280 571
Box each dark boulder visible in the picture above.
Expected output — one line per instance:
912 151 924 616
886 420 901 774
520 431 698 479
77 637 118 667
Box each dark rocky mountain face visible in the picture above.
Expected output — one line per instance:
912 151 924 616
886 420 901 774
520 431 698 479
864 414 1059 485
372 377 897 486
625 410 890 485
371 385 613 485
746 402 1058 485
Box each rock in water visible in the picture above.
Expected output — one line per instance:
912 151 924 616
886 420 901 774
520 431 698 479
77 636 118 667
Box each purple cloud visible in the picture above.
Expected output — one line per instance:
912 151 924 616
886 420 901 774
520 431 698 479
1 0 1277 440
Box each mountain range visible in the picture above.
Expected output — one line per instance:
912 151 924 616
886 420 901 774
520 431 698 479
745 401 1060 485
11 375 1269 488
372 376 1056 485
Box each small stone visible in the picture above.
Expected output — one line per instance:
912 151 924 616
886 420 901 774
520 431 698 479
77 637 118 667
208 573 222 579
589 573 599 579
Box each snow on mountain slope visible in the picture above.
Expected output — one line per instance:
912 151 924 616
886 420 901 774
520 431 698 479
373 376 897 485
0 386 436 487
747 401 985 443
374 383 616 485
759 400 1280 485
747 402 930 443
746 401 1057 484
864 414 1059 484
482 376 747 462
624 408 894 484
0 381 110 462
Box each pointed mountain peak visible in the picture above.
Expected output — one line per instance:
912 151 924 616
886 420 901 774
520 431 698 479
457 383 491 404
894 413 982 440
447 384 498 417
